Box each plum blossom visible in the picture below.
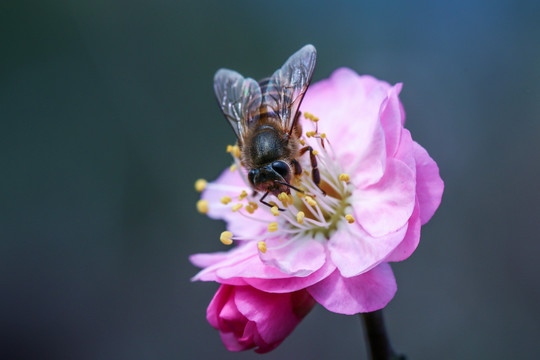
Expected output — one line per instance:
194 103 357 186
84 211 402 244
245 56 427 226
191 68 443 352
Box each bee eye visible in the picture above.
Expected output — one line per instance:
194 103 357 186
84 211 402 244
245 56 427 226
271 161 290 180
248 169 257 186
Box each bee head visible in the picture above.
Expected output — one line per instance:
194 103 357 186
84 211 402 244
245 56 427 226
248 161 292 195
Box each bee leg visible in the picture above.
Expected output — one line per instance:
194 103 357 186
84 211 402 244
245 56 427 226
259 191 285 211
299 146 326 195
291 158 302 176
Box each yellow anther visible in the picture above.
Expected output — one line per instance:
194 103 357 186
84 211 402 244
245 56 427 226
196 199 209 214
304 112 312 119
220 196 232 205
229 164 237 172
271 206 280 216
268 201 278 208
287 194 294 205
320 133 327 139
239 190 248 200
194 178 207 192
268 222 278 232
306 131 316 138
249 201 258 210
299 138 306 146
257 241 267 253
339 173 350 182
296 211 305 224
345 214 355 224
312 150 319 156
220 231 233 245
305 195 317 207
311 116 319 122
226 144 241 158
278 192 290 206
231 203 243 212
245 205 255 214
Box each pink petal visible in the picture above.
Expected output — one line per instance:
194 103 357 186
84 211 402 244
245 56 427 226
379 83 404 157
353 158 416 237
235 287 314 347
260 237 326 276
328 222 408 277
384 200 421 262
413 142 444 224
244 259 336 293
307 264 397 315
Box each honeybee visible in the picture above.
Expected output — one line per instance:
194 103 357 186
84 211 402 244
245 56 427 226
213 44 321 208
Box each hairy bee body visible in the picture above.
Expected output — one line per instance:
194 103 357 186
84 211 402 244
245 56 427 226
213 45 317 203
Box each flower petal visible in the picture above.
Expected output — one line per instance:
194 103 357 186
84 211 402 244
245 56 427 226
353 158 416 237
384 200 421 262
260 237 326 276
379 83 404 158
235 287 315 352
328 222 408 277
307 264 396 315
244 259 336 293
413 141 444 224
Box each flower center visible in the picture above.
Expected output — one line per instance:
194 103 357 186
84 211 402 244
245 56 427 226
196 112 357 252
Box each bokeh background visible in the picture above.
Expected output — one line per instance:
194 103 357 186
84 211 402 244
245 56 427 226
2 0 539 359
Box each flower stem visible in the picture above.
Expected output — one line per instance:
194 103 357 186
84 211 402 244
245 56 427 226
360 310 406 360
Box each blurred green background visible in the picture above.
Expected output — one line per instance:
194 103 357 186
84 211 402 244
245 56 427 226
2 1 539 359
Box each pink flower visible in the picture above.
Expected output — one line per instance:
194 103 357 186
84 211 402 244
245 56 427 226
207 285 315 353
191 68 443 351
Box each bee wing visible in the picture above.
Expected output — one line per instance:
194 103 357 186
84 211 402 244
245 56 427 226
214 69 262 141
262 44 317 133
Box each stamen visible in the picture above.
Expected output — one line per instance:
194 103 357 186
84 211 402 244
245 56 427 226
220 231 233 245
238 190 248 200
338 173 350 182
257 241 267 253
248 201 258 210
299 138 306 146
270 206 280 216
345 214 355 224
268 222 278 232
194 179 207 192
320 133 327 139
306 131 316 138
231 203 243 212
196 199 209 214
296 211 305 224
220 196 232 205
312 150 319 156
305 196 318 207
226 144 241 158
245 204 256 214
229 164 237 172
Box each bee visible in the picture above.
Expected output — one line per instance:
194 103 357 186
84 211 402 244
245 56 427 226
213 44 322 208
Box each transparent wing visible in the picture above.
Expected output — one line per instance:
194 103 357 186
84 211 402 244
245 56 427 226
214 69 262 141
262 44 317 132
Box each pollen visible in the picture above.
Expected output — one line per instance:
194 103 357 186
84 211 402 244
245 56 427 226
238 190 248 200
220 196 232 205
299 138 306 146
245 204 255 214
345 214 355 224
257 241 267 253
312 150 319 156
271 206 280 216
305 195 317 207
306 131 316 138
220 231 233 245
229 164 237 172
248 201 258 210
196 199 209 214
278 192 291 207
296 211 305 224
268 222 278 232
231 203 243 212
226 144 241 158
338 173 350 182
320 133 327 139
194 179 207 192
